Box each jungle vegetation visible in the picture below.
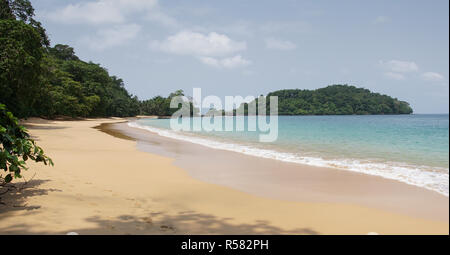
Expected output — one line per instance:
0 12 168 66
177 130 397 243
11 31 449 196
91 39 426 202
236 85 413 115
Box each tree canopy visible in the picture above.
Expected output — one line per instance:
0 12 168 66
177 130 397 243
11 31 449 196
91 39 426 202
0 19 44 118
139 90 199 117
34 44 140 118
0 0 49 46
236 85 413 115
1 0 140 118
269 85 413 115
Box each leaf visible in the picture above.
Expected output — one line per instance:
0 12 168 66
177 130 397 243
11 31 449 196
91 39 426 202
4 174 12 183
9 164 18 172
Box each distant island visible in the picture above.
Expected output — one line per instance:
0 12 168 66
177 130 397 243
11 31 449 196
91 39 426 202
235 85 413 116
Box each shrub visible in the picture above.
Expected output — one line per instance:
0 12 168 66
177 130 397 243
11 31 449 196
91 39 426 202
0 104 53 184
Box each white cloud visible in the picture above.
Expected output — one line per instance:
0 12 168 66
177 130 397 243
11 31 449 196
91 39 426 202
46 0 158 24
373 16 390 24
150 31 246 57
265 38 296 50
384 72 405 80
199 55 250 69
380 60 419 73
151 31 250 68
47 1 124 24
82 24 141 50
421 72 444 81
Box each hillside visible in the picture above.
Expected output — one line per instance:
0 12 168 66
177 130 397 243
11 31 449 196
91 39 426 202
238 85 413 115
0 4 139 118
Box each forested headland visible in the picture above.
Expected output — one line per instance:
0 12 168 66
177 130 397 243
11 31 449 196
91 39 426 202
1 0 141 118
236 85 413 115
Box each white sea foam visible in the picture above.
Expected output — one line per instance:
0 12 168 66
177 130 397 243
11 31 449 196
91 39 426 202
128 121 449 196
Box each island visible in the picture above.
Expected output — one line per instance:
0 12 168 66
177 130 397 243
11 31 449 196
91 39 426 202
236 85 413 116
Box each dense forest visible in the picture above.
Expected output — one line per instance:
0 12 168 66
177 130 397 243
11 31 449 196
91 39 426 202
237 85 413 115
0 0 140 118
139 90 199 117
37 44 141 118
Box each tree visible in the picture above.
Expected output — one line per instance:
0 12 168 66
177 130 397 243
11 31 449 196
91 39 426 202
48 44 79 61
30 45 141 118
0 0 14 20
0 0 50 46
139 90 200 117
0 19 44 118
0 104 53 185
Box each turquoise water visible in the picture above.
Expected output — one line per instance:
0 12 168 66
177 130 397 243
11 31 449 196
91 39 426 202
131 115 449 195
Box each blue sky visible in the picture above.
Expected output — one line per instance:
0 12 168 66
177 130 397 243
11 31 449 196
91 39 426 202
34 0 449 113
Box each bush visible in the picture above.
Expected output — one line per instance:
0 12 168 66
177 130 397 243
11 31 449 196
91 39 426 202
0 104 53 184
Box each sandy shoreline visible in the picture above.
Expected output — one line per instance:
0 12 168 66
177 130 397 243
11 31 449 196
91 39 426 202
109 122 449 222
0 118 448 234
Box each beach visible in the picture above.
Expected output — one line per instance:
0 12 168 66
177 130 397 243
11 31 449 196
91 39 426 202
0 118 448 234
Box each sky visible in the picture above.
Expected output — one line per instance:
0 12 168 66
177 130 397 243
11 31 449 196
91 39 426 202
33 0 449 113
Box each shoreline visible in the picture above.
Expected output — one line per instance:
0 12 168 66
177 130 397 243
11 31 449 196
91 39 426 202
128 116 449 197
107 121 449 222
0 118 448 234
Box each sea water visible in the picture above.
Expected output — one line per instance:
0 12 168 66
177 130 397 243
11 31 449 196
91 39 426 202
129 115 449 196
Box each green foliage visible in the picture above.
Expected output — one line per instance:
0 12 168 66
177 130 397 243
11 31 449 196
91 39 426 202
0 0 14 20
1 0 139 119
139 90 199 117
0 0 49 46
270 85 413 115
48 44 79 61
0 19 44 118
238 85 413 115
0 104 53 184
33 45 140 118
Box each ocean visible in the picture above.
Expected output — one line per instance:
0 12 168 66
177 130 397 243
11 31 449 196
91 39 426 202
129 114 449 196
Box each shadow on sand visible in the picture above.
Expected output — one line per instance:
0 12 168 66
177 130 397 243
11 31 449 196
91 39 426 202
0 179 318 235
23 124 68 130
0 179 61 213
1 211 319 235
